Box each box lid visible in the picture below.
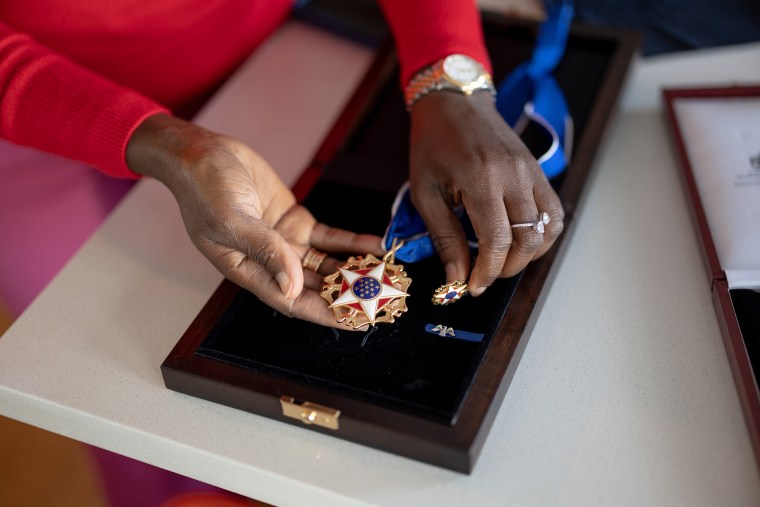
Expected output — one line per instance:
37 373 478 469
664 85 760 471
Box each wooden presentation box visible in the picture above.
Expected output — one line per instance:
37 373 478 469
161 14 638 473
663 86 760 469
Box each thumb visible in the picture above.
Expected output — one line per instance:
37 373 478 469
232 219 304 300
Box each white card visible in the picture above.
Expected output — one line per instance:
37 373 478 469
673 97 760 289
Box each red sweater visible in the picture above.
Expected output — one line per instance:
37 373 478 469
0 1 489 178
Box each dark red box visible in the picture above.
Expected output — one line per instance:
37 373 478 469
664 85 760 469
161 15 638 473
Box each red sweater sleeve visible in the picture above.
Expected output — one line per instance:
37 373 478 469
0 21 169 178
376 0 492 87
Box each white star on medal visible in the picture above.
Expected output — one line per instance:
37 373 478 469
329 262 408 325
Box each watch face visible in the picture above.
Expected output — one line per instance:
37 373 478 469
442 54 483 85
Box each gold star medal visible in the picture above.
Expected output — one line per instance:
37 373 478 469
321 241 411 328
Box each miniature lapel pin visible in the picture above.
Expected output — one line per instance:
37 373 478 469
424 324 485 342
431 325 455 337
432 280 468 305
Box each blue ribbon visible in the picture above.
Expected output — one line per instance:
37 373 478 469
383 182 478 263
384 1 574 261
496 0 574 179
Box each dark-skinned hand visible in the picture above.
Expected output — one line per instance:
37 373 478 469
409 91 565 296
126 114 384 329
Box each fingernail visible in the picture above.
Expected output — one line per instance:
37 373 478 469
469 285 487 297
275 272 293 298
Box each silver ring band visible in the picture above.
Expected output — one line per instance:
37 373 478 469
510 212 551 234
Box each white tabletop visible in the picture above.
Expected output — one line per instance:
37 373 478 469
1 20 759 507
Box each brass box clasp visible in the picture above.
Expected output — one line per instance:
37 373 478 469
280 396 340 430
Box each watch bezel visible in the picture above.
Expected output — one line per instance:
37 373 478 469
440 54 488 90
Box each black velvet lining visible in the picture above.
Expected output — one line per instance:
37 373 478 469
196 19 613 425
198 258 519 424
730 289 760 382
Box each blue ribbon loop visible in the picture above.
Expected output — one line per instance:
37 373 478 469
496 0 574 179
384 1 574 261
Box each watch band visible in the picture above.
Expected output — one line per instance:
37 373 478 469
404 55 496 111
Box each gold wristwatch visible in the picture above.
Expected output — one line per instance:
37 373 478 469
404 54 496 111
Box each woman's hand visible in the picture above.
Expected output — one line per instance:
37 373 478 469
126 114 383 328
409 91 564 296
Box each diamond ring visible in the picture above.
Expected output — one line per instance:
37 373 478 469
510 212 551 234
